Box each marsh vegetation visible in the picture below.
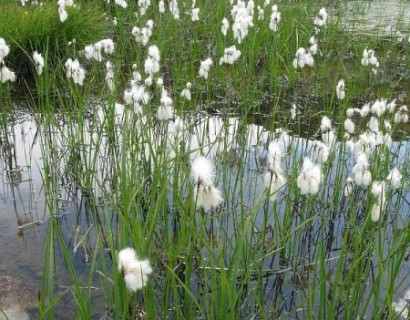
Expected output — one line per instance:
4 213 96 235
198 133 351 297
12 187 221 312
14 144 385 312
0 0 409 319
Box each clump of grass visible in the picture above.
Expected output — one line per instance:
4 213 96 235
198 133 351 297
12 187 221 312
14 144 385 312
0 1 109 79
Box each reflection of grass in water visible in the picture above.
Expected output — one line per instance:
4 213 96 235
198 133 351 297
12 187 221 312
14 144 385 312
0 0 409 319
31 106 410 319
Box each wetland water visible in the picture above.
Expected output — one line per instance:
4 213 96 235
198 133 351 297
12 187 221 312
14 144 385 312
343 0 410 34
0 108 409 318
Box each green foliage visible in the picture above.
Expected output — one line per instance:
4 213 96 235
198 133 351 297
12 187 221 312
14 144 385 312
0 1 108 77
0 0 410 319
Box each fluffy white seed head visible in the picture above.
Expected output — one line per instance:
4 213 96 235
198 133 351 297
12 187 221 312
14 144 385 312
0 38 11 63
221 17 230 36
199 58 213 79
219 45 241 65
0 65 16 83
344 177 354 197
386 167 402 189
194 185 223 211
264 171 286 201
336 79 345 100
297 157 322 195
191 156 214 187
118 247 152 292
344 118 355 134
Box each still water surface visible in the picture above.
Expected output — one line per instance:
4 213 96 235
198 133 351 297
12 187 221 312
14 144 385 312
0 108 409 318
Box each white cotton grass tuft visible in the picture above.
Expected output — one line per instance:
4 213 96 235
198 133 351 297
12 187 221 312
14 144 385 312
144 45 160 75
157 88 174 121
359 102 371 118
257 6 264 20
368 116 379 133
123 75 150 114
370 98 387 117
195 185 224 212
297 157 323 195
290 104 297 120
138 0 151 16
311 140 330 163
219 45 241 65
156 77 164 88
57 0 75 22
57 0 68 22
65 58 86 86
352 153 372 187
198 58 213 79
105 61 115 92
292 48 314 69
0 38 11 63
115 0 128 8
132 20 154 46
370 203 382 222
144 75 154 86
221 17 230 36
191 156 223 211
386 167 402 190
313 7 328 27
231 0 254 44
346 108 356 118
320 116 332 133
117 247 152 292
191 156 214 188
180 82 192 100
336 79 345 100
32 51 44 75
191 8 200 21
169 0 180 20
159 0 165 13
264 170 286 201
84 39 115 62
308 36 318 55
371 181 386 223
344 177 354 197
269 5 281 32
371 181 386 198
344 118 355 134
264 141 286 201
1 65 16 83
322 129 336 149
361 48 378 67
394 106 409 124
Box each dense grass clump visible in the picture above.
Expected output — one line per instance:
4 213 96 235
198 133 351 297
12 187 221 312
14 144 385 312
0 1 108 79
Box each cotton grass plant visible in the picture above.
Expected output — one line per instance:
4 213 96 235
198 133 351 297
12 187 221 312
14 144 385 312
1 0 410 319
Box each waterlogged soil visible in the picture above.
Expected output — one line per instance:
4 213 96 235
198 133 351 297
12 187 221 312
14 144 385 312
0 275 34 320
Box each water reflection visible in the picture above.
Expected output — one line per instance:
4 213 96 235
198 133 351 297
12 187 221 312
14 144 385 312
343 0 410 35
0 108 408 318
